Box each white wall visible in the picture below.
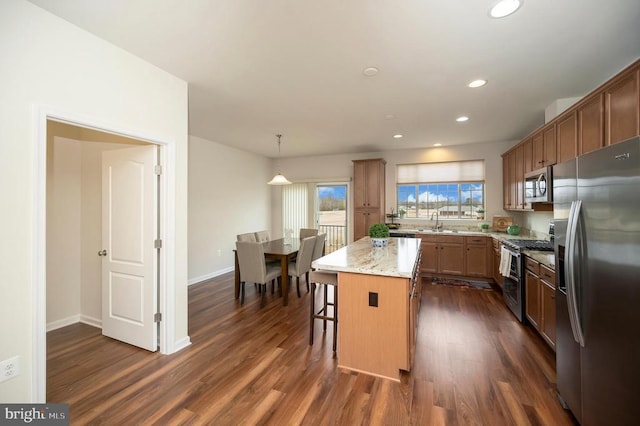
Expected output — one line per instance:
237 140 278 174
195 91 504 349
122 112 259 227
0 0 189 402
188 135 272 284
46 138 82 325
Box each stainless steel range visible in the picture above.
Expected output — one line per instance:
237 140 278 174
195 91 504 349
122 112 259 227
501 239 553 322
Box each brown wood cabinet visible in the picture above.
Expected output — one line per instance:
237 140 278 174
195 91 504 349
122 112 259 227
438 240 465 276
539 265 556 348
502 150 521 210
515 145 527 210
353 159 385 240
604 69 640 146
557 111 577 164
533 124 557 168
502 152 511 209
492 238 503 287
525 269 541 329
502 146 533 211
502 59 640 198
523 138 534 173
465 236 491 278
419 234 491 279
578 94 604 155
524 256 556 349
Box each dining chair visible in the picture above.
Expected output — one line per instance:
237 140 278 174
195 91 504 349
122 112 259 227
237 232 257 242
309 269 338 351
288 236 316 298
299 228 318 239
235 241 282 307
254 230 270 242
312 233 326 261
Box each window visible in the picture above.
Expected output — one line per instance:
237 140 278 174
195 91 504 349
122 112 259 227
396 160 485 219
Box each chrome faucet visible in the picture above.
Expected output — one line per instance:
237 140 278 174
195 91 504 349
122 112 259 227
430 210 442 231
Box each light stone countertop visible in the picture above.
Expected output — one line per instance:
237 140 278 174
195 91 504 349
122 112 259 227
524 251 556 270
312 237 422 279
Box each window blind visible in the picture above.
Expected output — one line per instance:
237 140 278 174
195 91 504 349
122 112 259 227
282 183 308 238
397 160 485 183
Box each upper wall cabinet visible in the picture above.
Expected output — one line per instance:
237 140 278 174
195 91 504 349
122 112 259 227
503 59 640 194
353 159 385 210
578 94 604 156
353 159 386 240
533 123 557 168
557 112 577 164
604 69 640 146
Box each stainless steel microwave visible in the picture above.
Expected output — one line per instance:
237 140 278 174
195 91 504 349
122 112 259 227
525 167 552 203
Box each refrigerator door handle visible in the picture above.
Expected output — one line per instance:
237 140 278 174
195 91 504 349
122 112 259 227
566 200 585 347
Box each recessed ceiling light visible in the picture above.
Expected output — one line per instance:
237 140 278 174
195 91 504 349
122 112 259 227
363 67 379 77
489 0 523 18
468 79 487 88
434 143 443 147
385 114 396 120
393 134 403 139
456 116 469 122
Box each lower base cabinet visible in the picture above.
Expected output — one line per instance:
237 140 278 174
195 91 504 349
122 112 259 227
418 234 491 280
492 238 503 287
525 257 556 349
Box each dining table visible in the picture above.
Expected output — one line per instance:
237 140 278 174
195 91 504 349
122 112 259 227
234 237 301 306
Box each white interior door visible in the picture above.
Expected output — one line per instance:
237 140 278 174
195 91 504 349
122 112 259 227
101 145 158 351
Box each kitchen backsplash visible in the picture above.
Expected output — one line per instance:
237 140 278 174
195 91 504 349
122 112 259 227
391 210 553 240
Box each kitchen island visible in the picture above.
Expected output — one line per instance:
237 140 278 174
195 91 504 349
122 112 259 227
312 236 422 381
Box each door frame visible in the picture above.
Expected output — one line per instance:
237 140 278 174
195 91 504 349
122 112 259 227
32 105 177 402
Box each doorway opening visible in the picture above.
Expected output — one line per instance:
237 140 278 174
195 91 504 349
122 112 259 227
33 107 178 402
316 184 348 253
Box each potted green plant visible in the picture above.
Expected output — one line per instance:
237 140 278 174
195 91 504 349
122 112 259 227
476 208 485 220
369 223 390 247
479 223 490 233
398 208 407 218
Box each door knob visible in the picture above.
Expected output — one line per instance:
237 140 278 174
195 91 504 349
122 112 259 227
98 249 107 257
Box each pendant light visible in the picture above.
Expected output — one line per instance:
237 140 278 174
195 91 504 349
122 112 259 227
268 134 292 185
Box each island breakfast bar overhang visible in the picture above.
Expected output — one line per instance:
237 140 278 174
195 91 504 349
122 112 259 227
312 236 422 382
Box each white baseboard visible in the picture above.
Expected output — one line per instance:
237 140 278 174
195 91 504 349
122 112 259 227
47 315 80 332
80 314 102 329
172 336 192 353
188 266 234 286
47 314 102 332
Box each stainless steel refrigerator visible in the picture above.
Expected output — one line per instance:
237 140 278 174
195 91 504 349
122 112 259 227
553 136 640 425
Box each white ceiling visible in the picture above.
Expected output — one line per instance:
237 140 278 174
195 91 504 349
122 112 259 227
28 0 640 158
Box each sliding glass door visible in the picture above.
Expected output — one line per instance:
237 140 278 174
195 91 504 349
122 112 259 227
316 184 347 253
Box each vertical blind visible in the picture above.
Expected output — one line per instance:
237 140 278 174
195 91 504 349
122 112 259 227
282 183 308 238
397 160 485 183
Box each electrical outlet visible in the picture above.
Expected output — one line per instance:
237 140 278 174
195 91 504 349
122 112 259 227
0 356 20 383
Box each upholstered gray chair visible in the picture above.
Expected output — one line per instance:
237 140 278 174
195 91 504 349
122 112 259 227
235 241 282 307
237 232 257 242
299 228 318 239
312 233 326 261
254 230 270 242
288 236 316 298
309 269 338 351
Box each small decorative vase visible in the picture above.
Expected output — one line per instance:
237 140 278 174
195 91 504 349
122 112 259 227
507 224 521 235
371 237 388 247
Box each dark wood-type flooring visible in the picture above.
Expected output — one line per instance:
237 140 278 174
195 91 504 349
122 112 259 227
47 274 577 425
